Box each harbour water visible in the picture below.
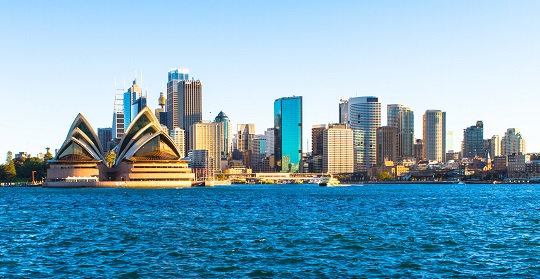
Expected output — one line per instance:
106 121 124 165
1 184 540 278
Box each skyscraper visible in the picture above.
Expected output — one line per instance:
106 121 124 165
348 96 381 172
214 111 231 160
491 135 501 157
422 110 446 162
323 124 353 174
311 124 327 156
236 124 256 153
124 79 142 129
190 122 223 171
462 121 484 158
97 127 112 155
387 104 414 161
501 128 526 155
338 99 348 125
274 96 302 173
165 68 190 131
376 126 398 166
167 69 202 152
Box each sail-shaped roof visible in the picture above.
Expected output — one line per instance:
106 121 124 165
53 114 105 162
115 107 182 165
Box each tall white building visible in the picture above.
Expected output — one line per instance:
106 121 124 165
323 125 354 174
491 135 501 157
422 110 446 162
501 128 526 155
190 122 223 171
170 128 186 158
348 96 381 172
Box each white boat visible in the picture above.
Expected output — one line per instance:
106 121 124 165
319 174 341 186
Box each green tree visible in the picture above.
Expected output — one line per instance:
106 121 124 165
44 147 54 161
3 151 16 182
377 172 393 181
105 150 116 168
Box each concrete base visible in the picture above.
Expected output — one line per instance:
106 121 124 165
42 181 193 188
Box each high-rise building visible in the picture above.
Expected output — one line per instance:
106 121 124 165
446 131 454 153
265 128 275 158
461 121 484 158
251 134 267 169
414 139 423 161
165 68 191 142
338 99 348 125
323 124 353 174
274 96 303 173
169 127 186 158
501 128 526 155
167 77 203 151
112 84 125 139
97 127 112 155
387 104 414 161
214 112 231 160
236 124 256 153
124 79 142 129
190 122 223 171
376 126 398 167
422 110 446 162
348 96 381 172
491 135 501 157
311 124 327 156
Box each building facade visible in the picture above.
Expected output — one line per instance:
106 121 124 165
190 122 223 172
461 121 484 158
387 104 414 161
214 111 231 160
501 128 526 155
274 96 303 172
348 96 381 172
376 126 398 167
422 110 446 162
169 127 186 158
323 124 354 174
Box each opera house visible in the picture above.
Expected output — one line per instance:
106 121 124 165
43 107 195 188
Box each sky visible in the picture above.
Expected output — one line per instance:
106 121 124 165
1 0 539 158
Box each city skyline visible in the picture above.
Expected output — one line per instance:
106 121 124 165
2 1 540 157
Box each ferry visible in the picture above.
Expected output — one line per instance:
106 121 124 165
319 174 341 186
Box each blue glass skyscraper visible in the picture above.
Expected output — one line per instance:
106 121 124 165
274 96 302 172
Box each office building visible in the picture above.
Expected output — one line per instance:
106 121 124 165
311 124 327 156
462 121 484 158
274 96 303 172
190 122 223 171
422 110 446 162
348 96 381 172
265 128 275 158
376 126 398 167
97 128 112 155
338 99 348 125
323 124 354 174
387 104 414 161
170 128 186 158
124 79 142 128
214 111 231 159
491 135 501 157
501 128 526 155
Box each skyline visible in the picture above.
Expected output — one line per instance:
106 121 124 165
2 1 540 157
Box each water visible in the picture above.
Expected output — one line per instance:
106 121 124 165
1 184 540 278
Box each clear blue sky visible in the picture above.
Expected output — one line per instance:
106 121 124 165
1 0 539 158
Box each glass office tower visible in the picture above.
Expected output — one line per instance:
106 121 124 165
274 96 303 172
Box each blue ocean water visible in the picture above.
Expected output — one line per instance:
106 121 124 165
1 184 540 278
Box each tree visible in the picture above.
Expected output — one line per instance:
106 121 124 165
377 172 393 181
105 150 116 168
3 151 16 182
44 147 54 161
